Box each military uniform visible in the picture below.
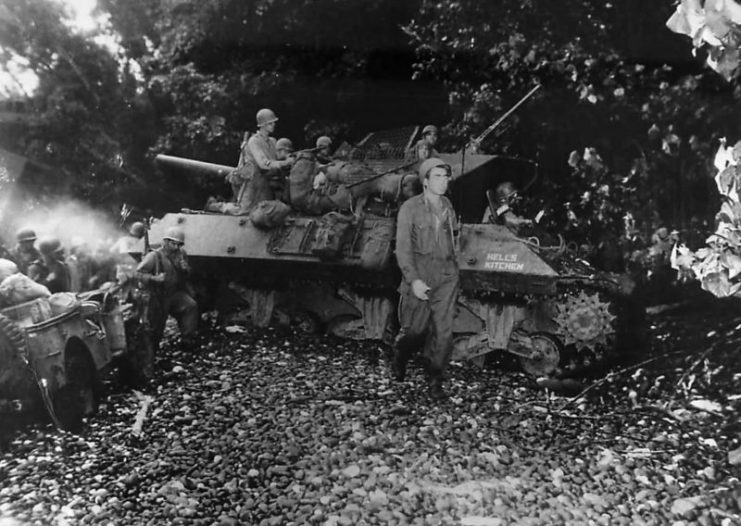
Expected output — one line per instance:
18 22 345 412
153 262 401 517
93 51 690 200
137 247 198 342
27 258 70 293
11 245 40 275
394 193 459 378
239 133 282 211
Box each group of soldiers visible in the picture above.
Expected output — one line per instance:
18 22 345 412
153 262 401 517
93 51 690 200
207 109 443 219
0 221 199 386
0 227 122 296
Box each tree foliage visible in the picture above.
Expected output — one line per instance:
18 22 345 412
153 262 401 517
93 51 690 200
0 0 151 203
404 0 734 244
0 0 737 247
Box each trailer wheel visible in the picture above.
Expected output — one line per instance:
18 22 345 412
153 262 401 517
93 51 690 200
54 346 99 433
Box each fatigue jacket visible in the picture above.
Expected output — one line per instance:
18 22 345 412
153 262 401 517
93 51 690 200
395 194 458 288
12 246 40 275
246 133 278 176
136 248 191 297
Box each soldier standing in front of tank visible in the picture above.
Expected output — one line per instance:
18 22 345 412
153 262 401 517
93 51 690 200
239 108 295 211
11 228 41 275
135 226 199 382
392 157 458 401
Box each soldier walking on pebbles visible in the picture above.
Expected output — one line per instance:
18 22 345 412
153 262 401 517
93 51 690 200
135 226 199 382
392 157 459 400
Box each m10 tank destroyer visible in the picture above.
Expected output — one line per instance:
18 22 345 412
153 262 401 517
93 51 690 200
144 126 641 376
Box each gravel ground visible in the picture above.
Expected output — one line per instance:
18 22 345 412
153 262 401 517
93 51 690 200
1 302 741 526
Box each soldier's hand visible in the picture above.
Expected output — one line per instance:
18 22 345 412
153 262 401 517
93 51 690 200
411 279 431 301
151 272 166 284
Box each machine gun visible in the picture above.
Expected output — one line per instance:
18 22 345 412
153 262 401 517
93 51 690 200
465 85 541 153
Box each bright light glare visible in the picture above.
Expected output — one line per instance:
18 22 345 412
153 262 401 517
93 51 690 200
0 57 39 98
54 0 102 33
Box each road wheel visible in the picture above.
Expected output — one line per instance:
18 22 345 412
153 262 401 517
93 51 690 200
54 349 99 433
291 310 322 335
519 333 562 377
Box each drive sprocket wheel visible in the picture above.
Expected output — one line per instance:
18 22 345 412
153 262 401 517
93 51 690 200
553 290 616 354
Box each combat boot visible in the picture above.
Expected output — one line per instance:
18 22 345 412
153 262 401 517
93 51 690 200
390 348 407 382
428 373 447 401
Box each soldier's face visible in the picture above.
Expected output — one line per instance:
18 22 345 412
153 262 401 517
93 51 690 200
425 131 438 145
426 167 450 195
163 239 182 254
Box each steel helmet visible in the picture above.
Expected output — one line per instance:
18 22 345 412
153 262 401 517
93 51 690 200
163 226 185 244
276 137 293 151
495 181 519 203
316 136 332 149
38 236 61 256
418 157 451 182
16 227 37 242
129 221 146 238
256 108 278 127
422 124 439 136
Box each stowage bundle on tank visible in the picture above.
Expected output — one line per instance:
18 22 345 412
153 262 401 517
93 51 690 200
146 125 643 377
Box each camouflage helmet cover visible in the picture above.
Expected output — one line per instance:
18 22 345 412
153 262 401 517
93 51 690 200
422 124 439 136
316 136 332 149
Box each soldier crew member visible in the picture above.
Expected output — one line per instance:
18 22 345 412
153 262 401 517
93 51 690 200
392 157 459 401
11 227 41 275
315 135 333 165
407 125 440 162
136 226 199 381
240 108 295 211
483 181 533 234
28 236 71 293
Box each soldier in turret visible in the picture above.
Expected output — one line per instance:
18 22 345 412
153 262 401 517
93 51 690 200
276 137 294 161
407 125 440 162
392 157 459 401
239 108 295 211
273 137 294 202
11 227 40 275
315 136 333 165
483 181 533 234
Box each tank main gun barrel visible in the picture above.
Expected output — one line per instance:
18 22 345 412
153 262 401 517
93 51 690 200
155 154 235 179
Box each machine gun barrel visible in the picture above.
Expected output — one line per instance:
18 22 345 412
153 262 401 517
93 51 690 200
155 154 235 179
470 85 541 148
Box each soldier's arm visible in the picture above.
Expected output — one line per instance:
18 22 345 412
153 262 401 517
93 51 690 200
395 202 420 284
248 137 276 171
27 263 42 281
177 250 191 275
135 252 160 284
